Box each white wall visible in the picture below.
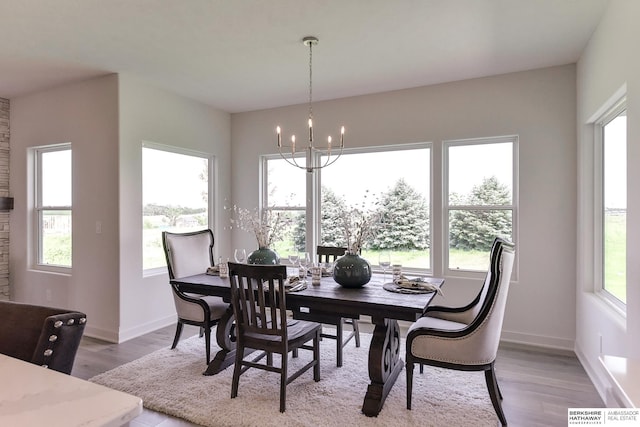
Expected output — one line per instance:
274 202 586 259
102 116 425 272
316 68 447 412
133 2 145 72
9 74 232 343
576 0 640 401
232 65 578 349
10 75 121 337
117 74 231 342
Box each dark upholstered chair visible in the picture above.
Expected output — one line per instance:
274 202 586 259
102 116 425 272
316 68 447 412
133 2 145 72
0 300 86 374
405 238 515 426
291 245 359 367
228 262 321 413
162 229 229 364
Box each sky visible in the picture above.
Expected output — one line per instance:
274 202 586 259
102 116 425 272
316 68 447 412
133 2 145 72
142 147 208 208
267 142 514 208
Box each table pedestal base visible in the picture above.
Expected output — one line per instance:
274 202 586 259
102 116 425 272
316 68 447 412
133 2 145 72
362 317 402 417
203 307 239 376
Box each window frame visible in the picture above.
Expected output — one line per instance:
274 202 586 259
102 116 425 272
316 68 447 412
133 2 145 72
142 141 215 275
33 143 72 272
593 97 627 312
262 142 433 273
443 135 519 279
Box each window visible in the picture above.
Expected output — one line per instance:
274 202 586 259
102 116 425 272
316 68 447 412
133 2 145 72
445 137 516 272
263 144 431 271
142 143 212 271
34 145 72 268
263 139 517 276
262 156 307 260
596 101 627 305
321 147 431 269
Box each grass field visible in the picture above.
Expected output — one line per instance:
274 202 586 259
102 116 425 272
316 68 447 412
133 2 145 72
604 213 626 303
45 216 628 304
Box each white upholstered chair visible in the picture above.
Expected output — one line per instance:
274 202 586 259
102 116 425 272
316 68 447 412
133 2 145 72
405 237 515 426
162 229 229 364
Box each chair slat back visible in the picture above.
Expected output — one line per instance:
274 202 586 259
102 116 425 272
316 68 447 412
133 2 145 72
228 263 288 339
316 246 347 263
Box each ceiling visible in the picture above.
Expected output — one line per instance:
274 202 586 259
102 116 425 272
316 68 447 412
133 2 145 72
0 0 608 113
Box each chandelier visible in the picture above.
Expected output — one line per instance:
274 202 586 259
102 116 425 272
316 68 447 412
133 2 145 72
276 36 344 173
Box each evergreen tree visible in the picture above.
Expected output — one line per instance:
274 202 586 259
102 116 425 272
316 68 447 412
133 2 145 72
370 179 429 250
291 186 348 250
449 176 512 251
320 187 348 246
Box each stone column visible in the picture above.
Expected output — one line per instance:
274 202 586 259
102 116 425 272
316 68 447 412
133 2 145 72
0 98 9 300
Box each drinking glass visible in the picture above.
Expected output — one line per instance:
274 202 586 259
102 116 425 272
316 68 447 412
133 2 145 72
288 253 300 266
379 252 391 284
288 253 300 277
299 252 310 282
234 249 246 263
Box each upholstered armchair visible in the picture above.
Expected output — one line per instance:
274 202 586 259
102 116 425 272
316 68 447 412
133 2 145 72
162 229 229 364
405 238 516 426
0 300 86 375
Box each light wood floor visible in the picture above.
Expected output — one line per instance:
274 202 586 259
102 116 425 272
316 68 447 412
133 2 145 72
73 323 603 427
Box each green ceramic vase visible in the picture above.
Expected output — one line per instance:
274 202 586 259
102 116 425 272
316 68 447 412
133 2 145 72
247 247 280 265
332 253 372 288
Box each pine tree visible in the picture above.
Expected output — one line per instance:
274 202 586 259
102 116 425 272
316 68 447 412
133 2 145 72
320 188 348 246
291 186 348 250
449 176 512 251
370 179 429 250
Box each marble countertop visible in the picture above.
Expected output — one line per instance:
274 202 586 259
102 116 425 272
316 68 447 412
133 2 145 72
0 354 142 426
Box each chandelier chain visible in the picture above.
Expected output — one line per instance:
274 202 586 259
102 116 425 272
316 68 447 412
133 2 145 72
308 39 313 119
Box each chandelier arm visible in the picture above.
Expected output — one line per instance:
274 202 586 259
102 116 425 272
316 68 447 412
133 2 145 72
280 154 308 171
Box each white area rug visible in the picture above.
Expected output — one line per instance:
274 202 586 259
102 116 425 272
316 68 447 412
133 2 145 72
90 333 498 426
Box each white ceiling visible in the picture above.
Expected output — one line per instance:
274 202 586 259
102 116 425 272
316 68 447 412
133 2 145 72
0 0 608 113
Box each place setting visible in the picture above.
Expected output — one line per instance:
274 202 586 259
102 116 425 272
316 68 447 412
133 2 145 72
379 258 444 295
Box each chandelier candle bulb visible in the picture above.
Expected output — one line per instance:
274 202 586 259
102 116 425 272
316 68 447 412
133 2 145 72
276 126 281 147
291 135 295 153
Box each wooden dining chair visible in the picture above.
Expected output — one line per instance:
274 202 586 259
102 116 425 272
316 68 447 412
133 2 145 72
228 262 321 412
405 238 515 426
162 229 229 365
292 245 360 367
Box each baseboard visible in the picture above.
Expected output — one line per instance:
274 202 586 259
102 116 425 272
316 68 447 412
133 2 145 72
575 343 611 405
500 329 574 351
84 314 177 344
118 314 177 343
83 325 121 343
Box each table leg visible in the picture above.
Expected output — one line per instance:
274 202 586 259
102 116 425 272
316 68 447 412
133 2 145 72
362 317 402 417
203 306 239 376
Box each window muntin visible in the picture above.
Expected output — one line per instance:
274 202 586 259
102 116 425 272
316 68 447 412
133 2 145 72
35 145 72 268
142 144 211 271
600 107 627 304
446 138 516 272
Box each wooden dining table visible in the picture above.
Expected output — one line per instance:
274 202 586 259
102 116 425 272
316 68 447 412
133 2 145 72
171 271 444 417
